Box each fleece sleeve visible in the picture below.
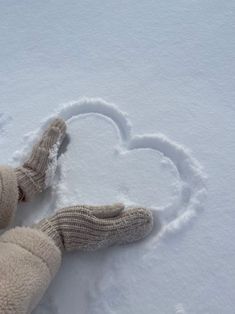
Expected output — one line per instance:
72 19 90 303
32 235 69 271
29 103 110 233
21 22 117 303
0 227 61 314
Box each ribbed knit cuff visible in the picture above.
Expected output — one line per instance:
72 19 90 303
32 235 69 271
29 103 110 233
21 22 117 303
15 166 41 201
0 227 62 279
35 217 64 252
0 166 18 229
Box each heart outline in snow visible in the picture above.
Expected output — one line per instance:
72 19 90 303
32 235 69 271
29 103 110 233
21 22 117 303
12 98 207 239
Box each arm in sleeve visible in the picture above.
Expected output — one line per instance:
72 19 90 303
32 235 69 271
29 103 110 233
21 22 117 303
0 227 61 314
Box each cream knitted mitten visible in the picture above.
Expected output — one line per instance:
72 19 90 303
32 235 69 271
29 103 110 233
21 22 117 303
15 118 66 201
36 203 153 251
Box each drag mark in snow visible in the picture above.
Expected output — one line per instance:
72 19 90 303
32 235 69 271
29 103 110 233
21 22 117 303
129 134 207 236
11 98 207 239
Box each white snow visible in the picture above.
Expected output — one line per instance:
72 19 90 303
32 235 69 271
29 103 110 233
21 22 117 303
44 132 64 189
0 1 235 314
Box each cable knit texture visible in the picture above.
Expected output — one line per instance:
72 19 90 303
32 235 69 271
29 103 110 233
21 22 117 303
36 203 154 252
15 118 66 201
0 166 18 229
0 227 61 314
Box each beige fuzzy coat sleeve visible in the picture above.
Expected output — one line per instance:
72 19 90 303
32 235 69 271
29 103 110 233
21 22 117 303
0 227 61 314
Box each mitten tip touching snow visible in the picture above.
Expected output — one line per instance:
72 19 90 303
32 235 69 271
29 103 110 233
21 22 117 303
36 203 154 252
15 118 66 201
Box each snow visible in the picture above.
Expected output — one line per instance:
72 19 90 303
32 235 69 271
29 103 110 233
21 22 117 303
44 132 64 189
0 1 235 313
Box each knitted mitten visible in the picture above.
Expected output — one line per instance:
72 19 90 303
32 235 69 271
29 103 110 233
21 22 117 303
15 118 66 201
36 203 153 251
0 166 18 229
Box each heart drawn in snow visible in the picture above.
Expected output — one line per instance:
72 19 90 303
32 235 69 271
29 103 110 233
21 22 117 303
13 98 207 240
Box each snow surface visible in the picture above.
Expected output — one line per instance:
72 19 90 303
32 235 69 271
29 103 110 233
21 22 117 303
0 1 235 314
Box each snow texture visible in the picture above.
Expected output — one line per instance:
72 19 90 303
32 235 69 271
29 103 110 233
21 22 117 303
45 133 64 189
0 1 235 313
